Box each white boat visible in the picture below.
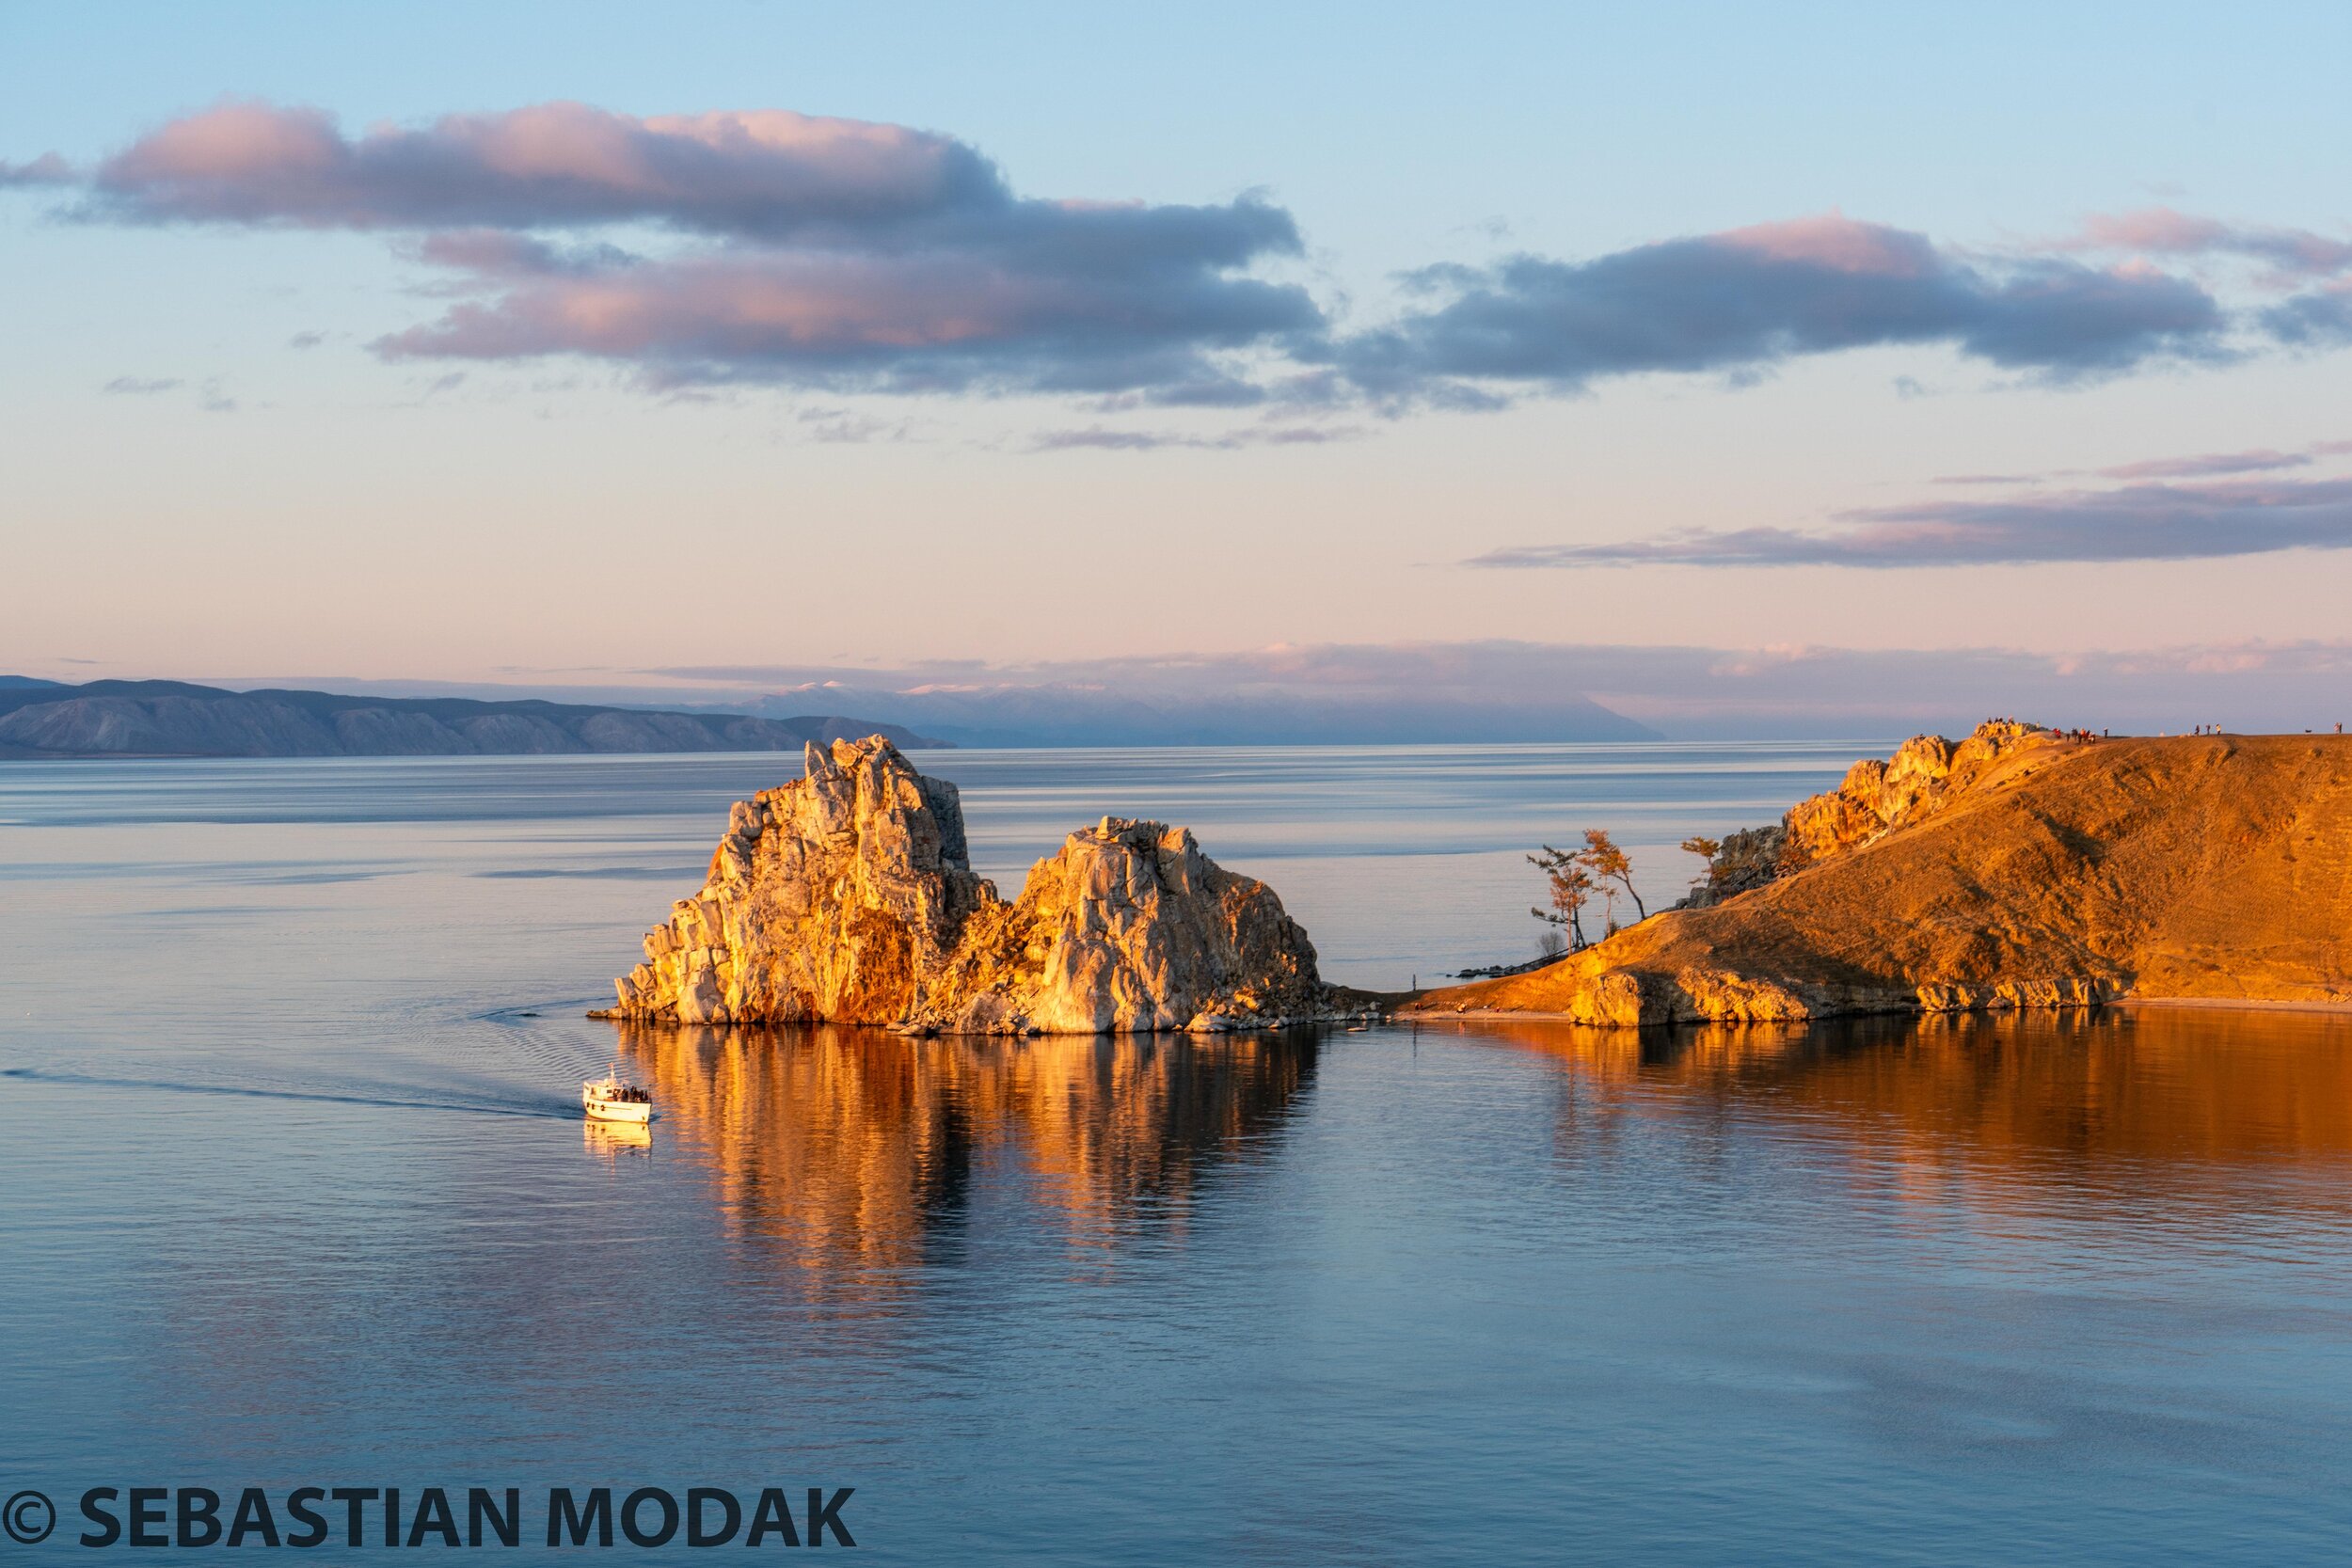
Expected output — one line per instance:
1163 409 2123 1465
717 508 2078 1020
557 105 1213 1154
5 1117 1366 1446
581 1069 653 1125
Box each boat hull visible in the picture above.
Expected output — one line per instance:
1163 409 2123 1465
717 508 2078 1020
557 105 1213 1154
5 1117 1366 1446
582 1096 651 1125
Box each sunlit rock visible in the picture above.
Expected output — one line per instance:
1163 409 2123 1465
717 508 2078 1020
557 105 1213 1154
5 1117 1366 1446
1411 724 2352 1025
595 736 1347 1034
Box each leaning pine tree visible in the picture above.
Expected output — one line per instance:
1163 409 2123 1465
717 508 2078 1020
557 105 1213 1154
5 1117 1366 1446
1578 829 1645 928
1528 846 1597 951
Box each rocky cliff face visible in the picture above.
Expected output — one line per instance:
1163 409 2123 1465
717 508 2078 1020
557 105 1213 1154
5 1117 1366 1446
1782 720 2042 865
1411 727 2352 1026
608 734 993 1027
1683 721 2042 908
599 736 1345 1035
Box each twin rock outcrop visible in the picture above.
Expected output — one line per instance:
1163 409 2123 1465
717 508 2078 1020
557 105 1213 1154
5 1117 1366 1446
597 736 1345 1035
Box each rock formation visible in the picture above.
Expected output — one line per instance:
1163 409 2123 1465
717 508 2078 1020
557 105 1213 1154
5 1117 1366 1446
1411 724 2352 1026
597 736 1351 1035
1681 720 2042 908
1780 719 2043 865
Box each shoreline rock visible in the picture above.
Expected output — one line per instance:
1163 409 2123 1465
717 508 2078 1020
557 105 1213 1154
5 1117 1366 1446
594 736 1380 1036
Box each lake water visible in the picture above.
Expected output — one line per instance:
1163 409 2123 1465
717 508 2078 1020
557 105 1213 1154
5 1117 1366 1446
4 745 2350 1564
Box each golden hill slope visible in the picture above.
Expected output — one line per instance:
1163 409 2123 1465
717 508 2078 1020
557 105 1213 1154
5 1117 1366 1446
1407 730 2352 1025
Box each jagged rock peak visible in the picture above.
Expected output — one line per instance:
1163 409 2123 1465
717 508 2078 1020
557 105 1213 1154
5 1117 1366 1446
597 736 1359 1035
1682 720 2049 908
1782 719 2044 866
606 736 993 1027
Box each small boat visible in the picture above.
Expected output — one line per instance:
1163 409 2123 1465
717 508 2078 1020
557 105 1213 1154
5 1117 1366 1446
582 1069 653 1125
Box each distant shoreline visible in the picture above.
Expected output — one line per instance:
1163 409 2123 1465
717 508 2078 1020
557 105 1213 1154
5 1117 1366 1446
0 678 948 759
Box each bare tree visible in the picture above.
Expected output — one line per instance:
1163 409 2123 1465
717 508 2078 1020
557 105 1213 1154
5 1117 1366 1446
1536 927 1566 960
1579 829 1645 925
1679 834 1721 895
1527 845 1595 949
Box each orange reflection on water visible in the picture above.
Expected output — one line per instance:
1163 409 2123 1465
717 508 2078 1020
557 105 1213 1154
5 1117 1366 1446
606 1022 1318 1286
1435 1006 2352 1220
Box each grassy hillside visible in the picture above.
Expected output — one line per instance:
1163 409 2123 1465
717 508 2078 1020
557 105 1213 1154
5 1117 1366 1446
1408 731 2352 1024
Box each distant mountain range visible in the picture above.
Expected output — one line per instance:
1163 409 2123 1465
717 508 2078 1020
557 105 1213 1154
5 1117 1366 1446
0 679 946 759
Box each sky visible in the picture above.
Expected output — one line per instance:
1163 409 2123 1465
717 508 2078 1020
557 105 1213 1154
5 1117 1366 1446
5 1 2352 736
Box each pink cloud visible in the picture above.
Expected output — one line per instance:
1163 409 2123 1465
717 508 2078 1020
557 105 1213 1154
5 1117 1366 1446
2067 206 2352 281
1471 474 2352 569
1716 213 1936 277
376 239 1318 392
11 99 2335 408
89 98 990 234
2076 208 2233 253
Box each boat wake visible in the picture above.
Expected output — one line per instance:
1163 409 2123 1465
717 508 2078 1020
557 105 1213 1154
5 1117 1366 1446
0 1066 577 1120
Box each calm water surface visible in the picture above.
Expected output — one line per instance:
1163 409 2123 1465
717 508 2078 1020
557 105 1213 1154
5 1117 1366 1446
3 746 2349 1564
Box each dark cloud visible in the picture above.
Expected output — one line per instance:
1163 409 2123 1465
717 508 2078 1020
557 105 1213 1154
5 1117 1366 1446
0 152 71 185
1330 215 2229 402
1471 475 2352 569
285 330 326 349
9 104 2333 411
102 376 182 394
373 227 1318 396
1029 424 1358 452
2063 211 2352 356
78 100 1001 236
30 100 1315 400
403 229 642 277
2261 287 2352 348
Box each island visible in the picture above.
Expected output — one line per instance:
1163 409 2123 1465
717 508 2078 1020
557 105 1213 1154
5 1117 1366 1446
594 736 1374 1034
1407 721 2352 1024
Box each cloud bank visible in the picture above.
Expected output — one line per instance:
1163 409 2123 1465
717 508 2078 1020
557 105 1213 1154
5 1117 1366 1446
12 102 2349 409
1333 215 2230 403
644 644 1664 745
372 637 2352 742
1474 472 2352 569
60 99 1318 400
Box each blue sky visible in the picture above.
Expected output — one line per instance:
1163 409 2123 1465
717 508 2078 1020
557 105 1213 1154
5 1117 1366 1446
5 2 2351 729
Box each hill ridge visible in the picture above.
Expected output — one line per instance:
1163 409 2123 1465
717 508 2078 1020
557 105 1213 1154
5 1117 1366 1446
0 678 946 758
1408 725 2352 1024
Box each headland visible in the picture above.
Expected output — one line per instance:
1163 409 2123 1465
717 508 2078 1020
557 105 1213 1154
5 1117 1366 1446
1407 723 2352 1025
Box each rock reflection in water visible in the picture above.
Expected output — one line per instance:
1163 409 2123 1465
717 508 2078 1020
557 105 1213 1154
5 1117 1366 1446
1439 1005 2352 1220
606 1022 1320 1283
